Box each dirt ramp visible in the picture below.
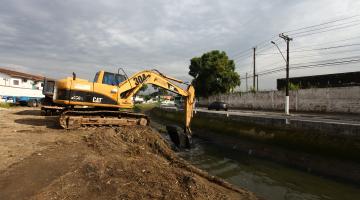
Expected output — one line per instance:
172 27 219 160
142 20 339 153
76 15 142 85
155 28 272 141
1 126 257 200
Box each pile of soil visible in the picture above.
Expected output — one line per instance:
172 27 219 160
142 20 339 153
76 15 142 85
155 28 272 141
0 119 257 199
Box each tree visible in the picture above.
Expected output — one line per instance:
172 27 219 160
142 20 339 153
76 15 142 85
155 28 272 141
139 84 148 92
189 50 240 97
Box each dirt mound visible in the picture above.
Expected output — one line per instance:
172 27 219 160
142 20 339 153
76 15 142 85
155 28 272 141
0 124 257 199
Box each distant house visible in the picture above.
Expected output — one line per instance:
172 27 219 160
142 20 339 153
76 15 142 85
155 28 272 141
133 96 145 103
0 67 45 103
160 95 173 101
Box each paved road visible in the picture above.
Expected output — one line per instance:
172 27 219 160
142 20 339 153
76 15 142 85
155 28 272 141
163 106 360 126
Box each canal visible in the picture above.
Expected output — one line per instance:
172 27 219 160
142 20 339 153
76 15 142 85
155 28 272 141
148 108 360 200
178 136 360 200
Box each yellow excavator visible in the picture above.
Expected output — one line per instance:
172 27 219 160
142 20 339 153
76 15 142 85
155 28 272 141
42 68 195 135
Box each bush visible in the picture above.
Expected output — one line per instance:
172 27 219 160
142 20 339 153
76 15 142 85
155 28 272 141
249 86 256 93
0 102 11 108
289 83 300 91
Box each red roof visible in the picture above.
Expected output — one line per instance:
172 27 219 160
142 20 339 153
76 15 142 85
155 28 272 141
0 67 44 81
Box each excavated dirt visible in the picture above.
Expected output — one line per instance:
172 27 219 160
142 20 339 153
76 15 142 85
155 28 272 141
0 107 258 200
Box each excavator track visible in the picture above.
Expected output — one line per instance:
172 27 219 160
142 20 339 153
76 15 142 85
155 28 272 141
59 110 149 129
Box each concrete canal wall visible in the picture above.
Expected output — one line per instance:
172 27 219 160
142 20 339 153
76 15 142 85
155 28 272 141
151 107 360 183
160 107 360 137
198 86 360 114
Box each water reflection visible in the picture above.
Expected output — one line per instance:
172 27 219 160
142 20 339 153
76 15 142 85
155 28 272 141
179 139 360 200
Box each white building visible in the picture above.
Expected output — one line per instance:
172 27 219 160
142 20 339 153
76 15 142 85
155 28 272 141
133 96 145 103
0 67 45 101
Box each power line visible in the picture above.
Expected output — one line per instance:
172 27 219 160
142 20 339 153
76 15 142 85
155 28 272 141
233 15 360 58
240 56 360 79
234 17 360 62
293 43 360 52
230 47 253 58
256 43 360 55
231 36 280 60
283 15 360 33
290 19 360 36
255 16 360 55
233 51 253 61
240 59 360 80
233 15 360 78
292 23 360 38
291 35 360 49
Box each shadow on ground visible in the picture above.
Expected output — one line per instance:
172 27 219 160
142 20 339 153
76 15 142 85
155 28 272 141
14 110 42 116
14 117 61 129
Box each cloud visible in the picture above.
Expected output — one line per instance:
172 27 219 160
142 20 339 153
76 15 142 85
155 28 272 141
0 0 359 90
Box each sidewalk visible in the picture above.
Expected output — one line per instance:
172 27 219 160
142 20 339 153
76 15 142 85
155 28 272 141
195 108 360 125
161 106 360 136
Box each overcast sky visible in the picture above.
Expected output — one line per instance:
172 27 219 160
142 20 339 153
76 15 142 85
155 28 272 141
1 0 360 90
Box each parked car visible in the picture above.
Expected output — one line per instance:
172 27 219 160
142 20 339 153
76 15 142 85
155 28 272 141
208 101 228 111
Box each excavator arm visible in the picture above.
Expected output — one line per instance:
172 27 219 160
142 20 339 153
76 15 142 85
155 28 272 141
117 70 195 135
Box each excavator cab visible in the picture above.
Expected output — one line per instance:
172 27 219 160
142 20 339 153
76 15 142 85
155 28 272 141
94 71 126 86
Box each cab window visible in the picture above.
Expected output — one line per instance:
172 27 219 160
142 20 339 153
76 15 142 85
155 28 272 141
102 72 115 85
93 72 100 82
102 72 126 86
114 74 126 85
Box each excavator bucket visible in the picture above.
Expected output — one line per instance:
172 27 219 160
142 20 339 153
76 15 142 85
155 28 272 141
184 85 195 135
166 85 195 148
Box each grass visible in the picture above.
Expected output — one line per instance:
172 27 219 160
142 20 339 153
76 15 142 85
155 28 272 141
133 102 160 113
0 102 12 108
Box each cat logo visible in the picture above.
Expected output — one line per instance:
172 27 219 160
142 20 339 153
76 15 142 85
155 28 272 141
92 97 103 103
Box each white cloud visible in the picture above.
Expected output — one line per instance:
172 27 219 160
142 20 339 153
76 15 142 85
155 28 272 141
0 0 359 90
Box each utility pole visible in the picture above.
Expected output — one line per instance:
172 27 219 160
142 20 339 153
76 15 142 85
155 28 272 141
279 33 292 115
256 75 259 91
246 72 248 92
253 47 256 91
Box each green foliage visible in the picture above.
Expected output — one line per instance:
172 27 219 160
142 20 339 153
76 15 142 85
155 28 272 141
0 103 11 108
289 82 300 91
133 102 159 113
189 50 240 97
143 95 151 101
281 82 301 91
249 86 256 93
139 84 148 92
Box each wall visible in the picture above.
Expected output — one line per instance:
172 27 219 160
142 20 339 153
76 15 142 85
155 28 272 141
0 73 44 98
153 107 360 183
0 85 44 98
198 86 360 114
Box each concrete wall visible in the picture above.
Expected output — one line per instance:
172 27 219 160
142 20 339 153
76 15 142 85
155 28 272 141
198 86 360 114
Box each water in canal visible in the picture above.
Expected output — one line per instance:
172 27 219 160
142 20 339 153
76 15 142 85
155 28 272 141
178 137 360 200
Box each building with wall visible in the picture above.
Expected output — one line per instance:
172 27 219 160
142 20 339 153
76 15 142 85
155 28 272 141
0 67 45 102
277 71 360 90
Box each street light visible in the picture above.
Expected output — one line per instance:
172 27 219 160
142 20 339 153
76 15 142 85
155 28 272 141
271 41 286 63
271 34 292 115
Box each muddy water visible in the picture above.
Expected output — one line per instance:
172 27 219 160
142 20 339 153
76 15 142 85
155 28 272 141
178 138 360 200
